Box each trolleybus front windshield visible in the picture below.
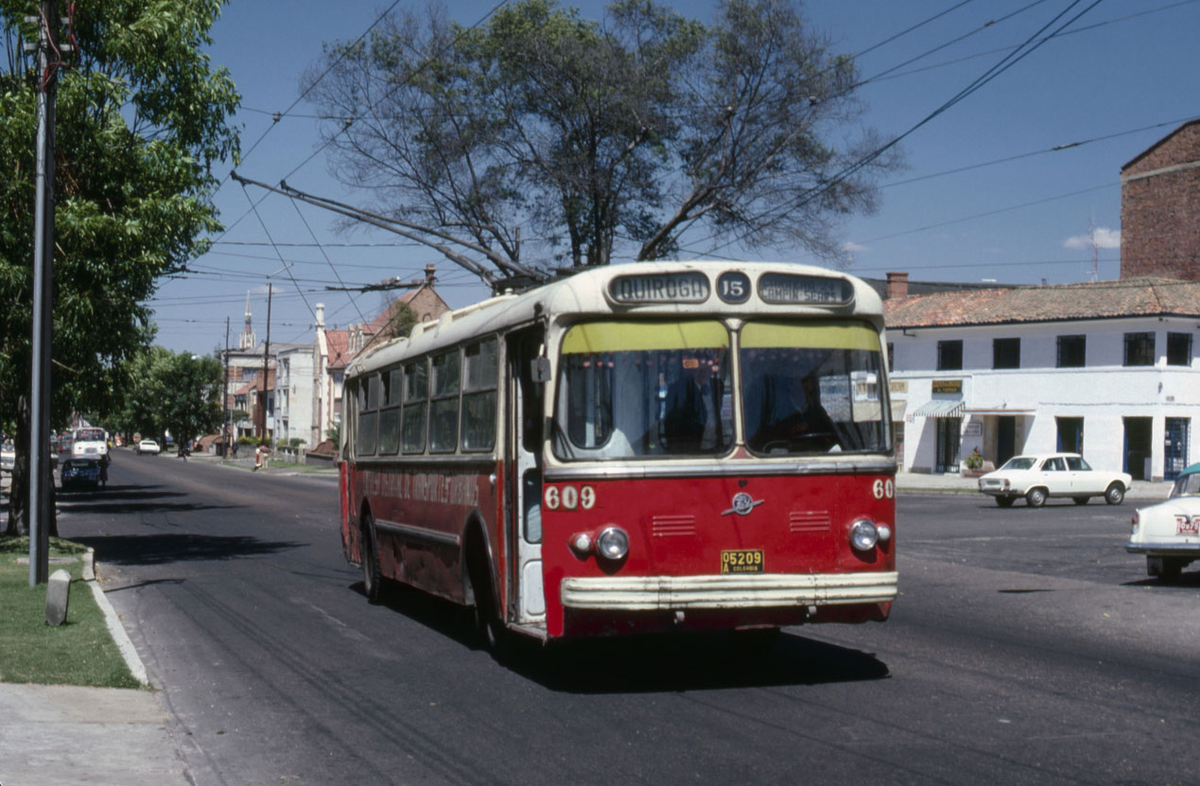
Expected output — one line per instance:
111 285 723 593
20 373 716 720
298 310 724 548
554 320 733 459
554 318 888 460
741 320 889 455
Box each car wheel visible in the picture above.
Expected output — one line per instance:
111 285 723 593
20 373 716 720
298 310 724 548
1104 483 1125 505
1025 488 1047 507
1072 496 1089 505
995 496 1015 508
1159 557 1184 583
361 514 382 604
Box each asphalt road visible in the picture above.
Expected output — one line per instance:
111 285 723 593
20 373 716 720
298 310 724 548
57 451 1200 786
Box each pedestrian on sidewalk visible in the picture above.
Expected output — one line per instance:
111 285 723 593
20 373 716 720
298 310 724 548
253 443 264 471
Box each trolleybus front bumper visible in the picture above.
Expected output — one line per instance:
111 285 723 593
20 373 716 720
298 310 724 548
561 571 898 611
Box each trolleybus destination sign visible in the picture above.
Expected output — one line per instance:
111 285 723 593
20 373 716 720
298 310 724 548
758 273 853 305
608 271 711 304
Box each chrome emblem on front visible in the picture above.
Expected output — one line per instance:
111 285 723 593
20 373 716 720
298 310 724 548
722 491 765 516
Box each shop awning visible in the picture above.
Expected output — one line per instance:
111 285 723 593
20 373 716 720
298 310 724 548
961 407 1035 416
911 399 964 418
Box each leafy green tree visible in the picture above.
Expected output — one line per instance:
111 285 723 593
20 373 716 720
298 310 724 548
304 0 896 281
158 352 224 451
1 1 239 535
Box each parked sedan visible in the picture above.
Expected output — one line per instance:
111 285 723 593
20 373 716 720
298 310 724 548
135 439 161 455
977 453 1133 507
1126 463 1200 582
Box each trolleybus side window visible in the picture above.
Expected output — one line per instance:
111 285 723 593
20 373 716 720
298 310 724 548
741 320 889 455
554 320 732 459
357 374 380 456
401 359 428 454
461 339 499 452
429 349 462 453
378 367 402 455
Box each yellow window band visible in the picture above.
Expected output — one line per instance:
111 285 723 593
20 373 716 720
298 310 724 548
562 321 729 354
741 320 880 352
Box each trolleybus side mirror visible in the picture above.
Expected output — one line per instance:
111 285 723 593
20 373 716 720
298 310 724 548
531 357 551 384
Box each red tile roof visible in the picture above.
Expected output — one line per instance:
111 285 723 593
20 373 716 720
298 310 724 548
884 278 1200 328
325 330 351 370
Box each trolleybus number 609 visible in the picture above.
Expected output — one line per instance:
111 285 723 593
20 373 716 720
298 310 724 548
544 485 596 511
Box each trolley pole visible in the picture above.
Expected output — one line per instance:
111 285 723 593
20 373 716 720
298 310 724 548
29 0 59 586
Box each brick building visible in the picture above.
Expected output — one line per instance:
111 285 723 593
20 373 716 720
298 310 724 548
1120 119 1200 279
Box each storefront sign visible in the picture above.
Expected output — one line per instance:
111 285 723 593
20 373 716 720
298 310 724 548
931 379 962 394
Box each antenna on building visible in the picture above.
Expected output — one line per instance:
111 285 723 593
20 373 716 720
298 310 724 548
1089 215 1099 283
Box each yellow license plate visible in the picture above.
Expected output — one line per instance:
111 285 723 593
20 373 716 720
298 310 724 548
720 549 764 574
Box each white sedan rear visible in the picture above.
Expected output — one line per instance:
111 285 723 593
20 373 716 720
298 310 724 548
1127 464 1200 582
136 439 161 455
977 453 1132 508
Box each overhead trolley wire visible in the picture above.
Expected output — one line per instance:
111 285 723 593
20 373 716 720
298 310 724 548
691 0 1105 260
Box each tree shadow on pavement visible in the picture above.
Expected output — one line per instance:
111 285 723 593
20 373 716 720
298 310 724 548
55 484 245 516
73 532 306 566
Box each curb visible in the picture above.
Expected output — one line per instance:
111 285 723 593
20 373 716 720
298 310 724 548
83 548 150 687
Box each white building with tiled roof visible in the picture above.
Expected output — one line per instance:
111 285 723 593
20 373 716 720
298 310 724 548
885 277 1200 482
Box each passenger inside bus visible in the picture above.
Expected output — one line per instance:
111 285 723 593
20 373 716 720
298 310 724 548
661 358 723 452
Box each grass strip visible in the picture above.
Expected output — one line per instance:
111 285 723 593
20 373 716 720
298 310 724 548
0 536 140 688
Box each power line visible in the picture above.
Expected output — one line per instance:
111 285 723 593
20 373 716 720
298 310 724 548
695 0 1104 259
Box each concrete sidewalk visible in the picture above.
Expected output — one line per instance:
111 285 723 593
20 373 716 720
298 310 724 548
0 563 190 786
0 683 189 785
0 466 1170 785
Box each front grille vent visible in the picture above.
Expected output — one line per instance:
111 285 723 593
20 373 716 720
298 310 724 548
789 511 831 534
652 514 696 538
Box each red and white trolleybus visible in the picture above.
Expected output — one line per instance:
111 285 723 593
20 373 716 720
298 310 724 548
340 261 898 648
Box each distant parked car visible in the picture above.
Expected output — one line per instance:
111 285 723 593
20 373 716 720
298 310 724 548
977 453 1132 507
135 439 161 455
1 441 13 472
60 458 102 490
1126 463 1200 582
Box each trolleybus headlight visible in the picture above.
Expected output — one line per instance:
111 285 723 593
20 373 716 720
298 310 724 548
877 524 892 543
596 526 630 561
850 520 879 552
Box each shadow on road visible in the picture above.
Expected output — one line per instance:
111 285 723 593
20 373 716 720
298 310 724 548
56 484 245 516
74 532 306 566
358 580 890 692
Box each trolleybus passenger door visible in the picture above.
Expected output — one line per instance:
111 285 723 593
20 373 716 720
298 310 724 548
508 329 546 625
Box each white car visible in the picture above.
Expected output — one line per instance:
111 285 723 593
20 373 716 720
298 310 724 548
977 453 1132 508
1126 463 1200 582
135 439 161 455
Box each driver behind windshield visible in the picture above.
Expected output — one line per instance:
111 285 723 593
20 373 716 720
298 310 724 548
747 372 836 452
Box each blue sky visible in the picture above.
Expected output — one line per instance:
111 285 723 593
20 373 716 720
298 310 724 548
149 0 1200 355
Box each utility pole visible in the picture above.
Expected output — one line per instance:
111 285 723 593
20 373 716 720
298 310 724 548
29 0 61 586
259 284 272 441
223 317 230 455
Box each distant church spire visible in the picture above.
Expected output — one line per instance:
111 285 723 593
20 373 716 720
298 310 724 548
239 291 257 350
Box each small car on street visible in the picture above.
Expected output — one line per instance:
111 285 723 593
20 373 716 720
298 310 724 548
977 453 1132 507
60 458 102 491
135 439 161 455
1126 462 1200 582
